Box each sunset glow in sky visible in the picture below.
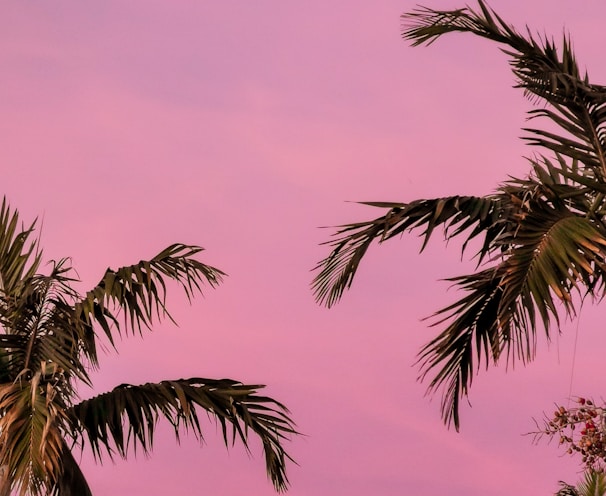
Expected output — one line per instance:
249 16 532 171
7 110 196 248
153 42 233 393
4 1 606 494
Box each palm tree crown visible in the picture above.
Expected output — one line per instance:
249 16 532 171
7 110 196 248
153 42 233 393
0 198 296 495
313 0 606 429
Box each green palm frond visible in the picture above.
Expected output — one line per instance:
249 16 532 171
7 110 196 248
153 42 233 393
419 206 606 427
417 267 503 428
0 370 66 496
402 0 606 178
74 244 225 348
577 469 606 496
69 379 296 492
557 469 606 496
0 263 90 387
498 208 606 322
0 198 41 296
313 196 506 307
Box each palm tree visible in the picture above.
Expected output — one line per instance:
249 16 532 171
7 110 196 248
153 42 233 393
0 198 296 495
313 0 606 430
557 470 606 496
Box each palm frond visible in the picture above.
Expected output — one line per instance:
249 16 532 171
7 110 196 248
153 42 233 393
402 0 606 178
0 261 91 387
578 469 606 496
417 267 503 429
312 196 506 307
73 244 225 347
69 378 296 492
0 370 66 496
498 206 606 323
556 481 580 496
418 204 606 428
0 197 41 296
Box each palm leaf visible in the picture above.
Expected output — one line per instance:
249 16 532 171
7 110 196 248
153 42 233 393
0 198 41 296
417 267 504 429
498 207 606 326
577 469 606 496
68 378 296 492
418 204 606 428
0 370 66 496
401 0 606 178
73 244 225 349
0 263 92 388
312 196 507 307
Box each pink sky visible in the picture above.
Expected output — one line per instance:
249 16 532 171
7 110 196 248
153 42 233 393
3 1 606 494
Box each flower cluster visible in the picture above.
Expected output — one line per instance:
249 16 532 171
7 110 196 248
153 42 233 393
537 398 606 471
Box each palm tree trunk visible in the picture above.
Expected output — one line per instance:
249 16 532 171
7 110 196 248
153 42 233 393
0 466 11 496
57 445 93 496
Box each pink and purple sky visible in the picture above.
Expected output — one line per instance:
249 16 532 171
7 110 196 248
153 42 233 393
3 1 606 494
